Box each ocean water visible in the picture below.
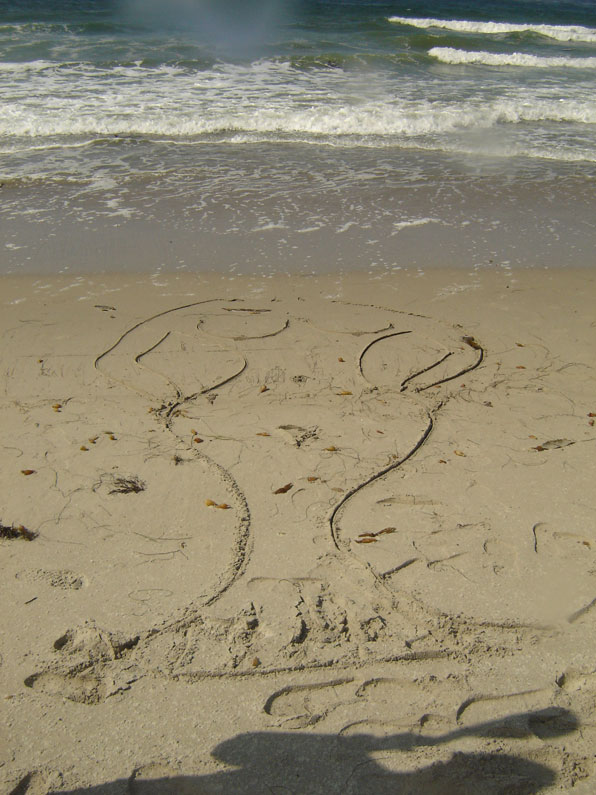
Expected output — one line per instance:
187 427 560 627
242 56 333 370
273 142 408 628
1 0 595 274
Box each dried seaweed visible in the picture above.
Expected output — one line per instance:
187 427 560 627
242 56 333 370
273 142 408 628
0 521 37 541
108 476 146 494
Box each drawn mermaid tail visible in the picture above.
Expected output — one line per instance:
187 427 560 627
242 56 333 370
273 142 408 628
26 297 486 700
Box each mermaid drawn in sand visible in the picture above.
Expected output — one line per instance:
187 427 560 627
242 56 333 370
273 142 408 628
26 295 484 700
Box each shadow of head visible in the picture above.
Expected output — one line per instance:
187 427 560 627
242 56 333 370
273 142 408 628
50 707 577 794
211 706 579 765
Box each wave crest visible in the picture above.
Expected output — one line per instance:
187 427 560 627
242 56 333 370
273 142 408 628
429 47 596 69
3 95 595 140
389 16 596 43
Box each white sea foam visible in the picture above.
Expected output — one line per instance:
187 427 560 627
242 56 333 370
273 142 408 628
250 221 287 232
3 92 595 140
430 47 596 69
391 217 441 236
0 60 61 73
1 50 595 166
388 16 596 43
0 22 71 35
1 54 594 144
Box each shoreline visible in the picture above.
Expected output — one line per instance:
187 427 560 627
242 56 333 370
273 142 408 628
3 141 596 277
2 266 596 793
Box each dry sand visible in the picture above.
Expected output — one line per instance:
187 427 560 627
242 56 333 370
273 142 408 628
1 267 595 794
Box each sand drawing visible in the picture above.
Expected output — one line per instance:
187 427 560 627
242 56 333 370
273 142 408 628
21 296 497 698
6 293 595 792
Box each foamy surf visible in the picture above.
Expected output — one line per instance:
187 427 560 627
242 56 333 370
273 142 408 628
389 16 596 43
430 47 596 69
4 90 595 142
1 0 596 274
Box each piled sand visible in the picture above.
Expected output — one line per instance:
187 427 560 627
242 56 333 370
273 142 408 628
1 267 595 794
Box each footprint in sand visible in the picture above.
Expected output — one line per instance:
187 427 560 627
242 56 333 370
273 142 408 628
15 569 86 590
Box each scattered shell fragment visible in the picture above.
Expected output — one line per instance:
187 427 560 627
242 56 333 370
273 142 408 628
588 412 596 418
516 365 526 369
358 527 396 539
307 476 318 482
21 469 36 476
454 450 466 457
88 437 99 444
193 437 203 443
251 657 261 668
274 483 293 494
259 385 269 393
325 446 338 452
217 503 231 510
337 390 353 396
355 537 377 544
462 335 481 350
109 435 117 441
532 439 575 452
439 459 447 464
80 445 89 451
52 403 62 410
18 525 37 541
516 342 525 347
256 432 270 437
205 499 217 507
338 357 345 362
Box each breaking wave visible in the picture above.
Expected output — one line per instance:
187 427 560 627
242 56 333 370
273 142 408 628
429 47 596 68
389 16 596 43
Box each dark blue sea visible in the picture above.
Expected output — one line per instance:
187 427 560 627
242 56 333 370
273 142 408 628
1 0 595 274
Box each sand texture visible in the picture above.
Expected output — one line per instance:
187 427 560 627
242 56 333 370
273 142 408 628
1 268 595 793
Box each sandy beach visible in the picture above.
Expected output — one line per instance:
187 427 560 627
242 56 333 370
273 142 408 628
1 266 595 793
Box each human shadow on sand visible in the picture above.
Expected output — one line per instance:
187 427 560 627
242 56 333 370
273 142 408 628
44 706 577 795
